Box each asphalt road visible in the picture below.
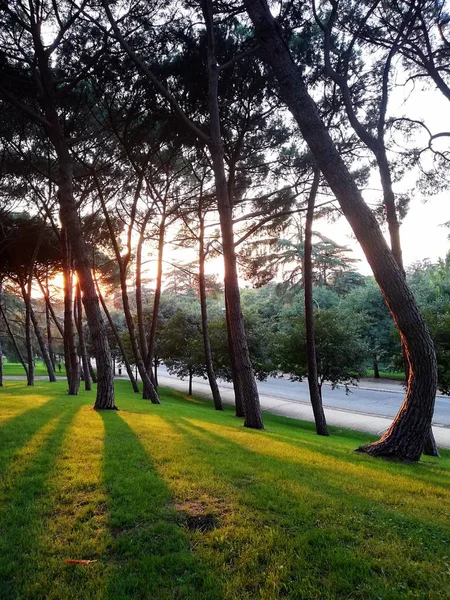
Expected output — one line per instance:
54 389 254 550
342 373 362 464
156 365 450 427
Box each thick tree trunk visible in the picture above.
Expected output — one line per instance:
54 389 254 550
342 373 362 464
0 304 28 378
244 0 437 459
304 170 328 435
54 152 115 409
29 303 56 382
225 295 245 418
202 0 263 429
75 283 92 391
199 216 223 410
61 229 80 394
94 273 139 393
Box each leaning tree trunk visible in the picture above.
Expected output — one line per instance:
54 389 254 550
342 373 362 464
29 302 56 382
52 142 115 409
202 0 263 429
244 0 436 459
75 283 92 391
304 169 328 436
94 276 139 393
61 228 80 394
199 215 223 410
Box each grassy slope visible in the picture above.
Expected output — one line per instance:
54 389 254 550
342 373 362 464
0 380 449 600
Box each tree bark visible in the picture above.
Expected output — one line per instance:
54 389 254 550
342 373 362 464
136 212 152 359
44 273 56 370
199 214 223 410
225 295 245 418
61 229 80 395
20 282 34 387
304 169 328 435
243 0 437 459
373 355 381 379
202 0 263 428
0 334 3 387
75 283 92 391
189 369 193 396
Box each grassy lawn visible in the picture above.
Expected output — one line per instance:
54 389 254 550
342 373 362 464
364 370 405 381
1 360 65 377
0 380 449 599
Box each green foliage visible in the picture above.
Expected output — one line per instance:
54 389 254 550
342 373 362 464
275 308 367 388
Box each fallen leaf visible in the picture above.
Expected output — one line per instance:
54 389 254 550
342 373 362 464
65 559 97 565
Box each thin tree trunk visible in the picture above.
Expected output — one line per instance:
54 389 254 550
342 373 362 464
154 357 158 387
304 169 328 435
202 0 263 428
88 357 98 384
93 271 139 393
244 0 437 459
62 229 80 395
199 214 223 410
373 355 381 379
75 283 92 391
144 215 166 397
29 302 56 382
20 283 34 387
136 212 152 359
44 271 56 370
0 304 28 378
189 369 193 396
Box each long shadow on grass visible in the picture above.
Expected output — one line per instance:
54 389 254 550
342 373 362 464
0 403 81 600
100 411 222 600
0 395 79 482
166 417 450 600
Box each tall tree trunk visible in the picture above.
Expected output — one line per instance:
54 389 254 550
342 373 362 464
61 229 80 395
189 369 193 396
202 0 263 429
304 169 328 435
29 303 56 382
244 0 437 459
31 25 115 409
44 271 56 370
199 215 223 410
154 357 158 387
75 283 92 391
144 215 166 397
0 334 3 387
20 283 34 387
136 212 152 359
225 295 245 418
93 273 139 393
0 304 28 378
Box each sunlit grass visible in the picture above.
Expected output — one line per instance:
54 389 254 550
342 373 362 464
0 380 449 599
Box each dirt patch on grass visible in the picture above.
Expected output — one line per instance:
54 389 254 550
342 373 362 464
171 497 229 532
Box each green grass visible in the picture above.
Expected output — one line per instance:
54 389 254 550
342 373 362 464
365 369 405 381
0 380 449 599
2 360 65 377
